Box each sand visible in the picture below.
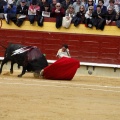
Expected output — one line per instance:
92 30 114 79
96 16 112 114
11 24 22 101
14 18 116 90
0 70 120 120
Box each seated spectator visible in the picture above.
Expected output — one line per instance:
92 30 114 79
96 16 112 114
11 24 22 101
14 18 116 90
76 5 86 23
28 0 40 24
50 0 57 12
61 0 72 11
73 0 81 13
41 3 50 17
3 1 17 24
85 0 97 11
38 0 49 15
98 0 107 13
105 6 116 24
65 4 76 17
37 3 50 26
0 0 7 12
51 2 65 17
104 0 109 7
71 0 76 4
107 0 119 19
81 0 87 6
72 5 86 26
62 4 75 28
16 0 28 26
0 0 7 18
51 2 65 28
38 0 48 8
4 0 14 7
16 0 30 6
92 5 106 30
85 6 94 28
114 0 120 5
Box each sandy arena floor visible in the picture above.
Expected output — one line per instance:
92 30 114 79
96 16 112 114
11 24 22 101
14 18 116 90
0 70 120 120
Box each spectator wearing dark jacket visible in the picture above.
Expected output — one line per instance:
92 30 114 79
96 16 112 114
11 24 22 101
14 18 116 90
72 5 86 26
37 3 50 26
50 0 57 12
105 6 116 25
76 5 86 23
98 0 107 13
16 0 28 26
92 5 106 30
61 0 72 11
0 0 7 13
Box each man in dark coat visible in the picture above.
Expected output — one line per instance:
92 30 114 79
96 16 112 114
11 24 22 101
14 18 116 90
16 0 28 27
0 0 7 13
92 5 106 30
105 6 116 25
98 0 107 13
61 0 72 11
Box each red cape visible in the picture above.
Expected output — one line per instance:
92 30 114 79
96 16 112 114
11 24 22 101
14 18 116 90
43 57 80 80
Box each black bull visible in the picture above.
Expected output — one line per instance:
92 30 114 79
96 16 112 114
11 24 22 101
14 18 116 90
0 44 48 77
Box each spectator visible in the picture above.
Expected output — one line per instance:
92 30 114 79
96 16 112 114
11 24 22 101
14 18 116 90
37 3 51 26
3 0 17 24
16 0 30 6
51 2 65 17
38 0 49 14
51 2 65 28
40 3 50 16
115 0 120 20
114 0 120 9
0 0 7 13
85 5 94 28
61 0 72 11
92 5 106 30
28 0 40 24
73 4 86 26
98 0 107 13
85 0 97 11
107 0 119 19
104 0 109 7
16 0 28 26
71 0 76 4
73 0 81 13
38 0 48 8
4 0 17 14
81 0 87 6
65 4 75 17
50 0 57 12
62 4 75 28
105 6 116 24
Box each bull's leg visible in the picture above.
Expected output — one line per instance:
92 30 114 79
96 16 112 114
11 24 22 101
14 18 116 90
10 61 15 74
0 60 7 74
18 66 26 77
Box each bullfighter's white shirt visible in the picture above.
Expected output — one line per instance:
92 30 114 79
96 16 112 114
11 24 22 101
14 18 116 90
56 48 71 58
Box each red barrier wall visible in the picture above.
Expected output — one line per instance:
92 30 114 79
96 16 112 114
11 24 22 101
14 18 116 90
0 29 120 64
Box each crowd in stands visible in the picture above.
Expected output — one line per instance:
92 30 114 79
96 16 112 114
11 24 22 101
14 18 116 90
0 0 120 29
